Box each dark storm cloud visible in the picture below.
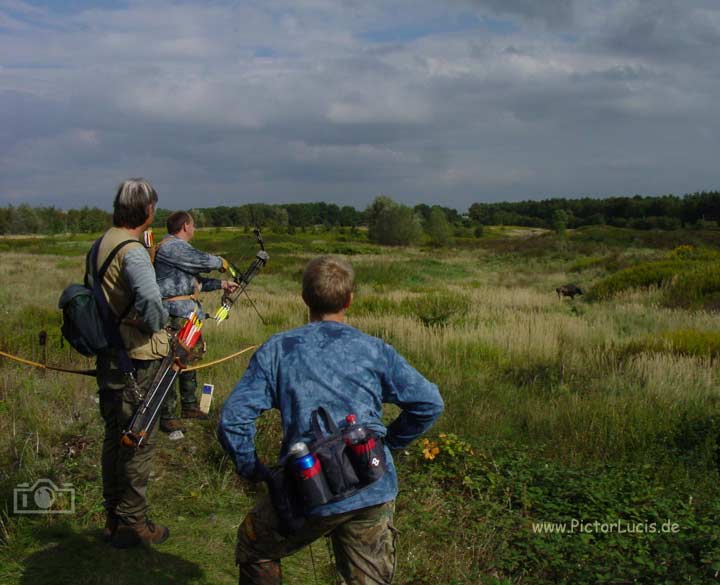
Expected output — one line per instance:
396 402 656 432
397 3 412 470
463 0 574 28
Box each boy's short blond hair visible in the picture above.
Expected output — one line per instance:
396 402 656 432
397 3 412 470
302 255 354 314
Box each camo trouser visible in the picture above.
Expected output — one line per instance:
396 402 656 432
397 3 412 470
97 353 163 525
160 316 200 420
236 498 398 585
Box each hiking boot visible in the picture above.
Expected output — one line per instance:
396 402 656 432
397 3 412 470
159 418 186 434
103 513 119 542
111 518 170 548
181 406 208 420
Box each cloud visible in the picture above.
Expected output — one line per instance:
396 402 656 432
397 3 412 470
462 0 574 28
1 0 719 211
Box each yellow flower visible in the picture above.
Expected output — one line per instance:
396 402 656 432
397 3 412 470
422 442 441 460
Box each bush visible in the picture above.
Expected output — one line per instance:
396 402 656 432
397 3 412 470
665 265 720 309
400 291 470 327
667 245 720 261
589 261 682 300
425 207 454 247
623 329 720 358
366 196 422 246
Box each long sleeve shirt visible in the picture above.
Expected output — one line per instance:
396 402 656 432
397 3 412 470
123 247 168 331
154 235 224 318
218 320 444 516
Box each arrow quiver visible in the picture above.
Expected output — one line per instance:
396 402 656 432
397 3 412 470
121 315 205 448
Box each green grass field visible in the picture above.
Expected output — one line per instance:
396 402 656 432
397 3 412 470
1 226 719 584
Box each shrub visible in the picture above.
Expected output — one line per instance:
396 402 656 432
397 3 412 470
667 245 720 261
366 196 423 246
664 265 720 309
623 329 720 359
425 207 454 247
400 291 470 327
589 261 682 300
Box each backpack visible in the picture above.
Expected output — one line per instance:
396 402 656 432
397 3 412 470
58 238 136 362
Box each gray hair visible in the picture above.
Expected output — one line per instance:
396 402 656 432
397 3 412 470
112 178 159 228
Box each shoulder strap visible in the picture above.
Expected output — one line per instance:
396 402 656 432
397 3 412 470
87 237 139 375
85 239 138 287
97 239 138 282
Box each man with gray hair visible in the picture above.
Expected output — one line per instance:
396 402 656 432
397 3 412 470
93 178 171 548
218 255 444 584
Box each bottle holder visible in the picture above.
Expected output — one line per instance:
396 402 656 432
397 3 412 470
277 407 389 521
346 433 386 483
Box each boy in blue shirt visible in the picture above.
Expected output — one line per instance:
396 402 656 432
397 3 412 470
219 255 444 584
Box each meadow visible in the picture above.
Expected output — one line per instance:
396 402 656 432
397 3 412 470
1 225 719 584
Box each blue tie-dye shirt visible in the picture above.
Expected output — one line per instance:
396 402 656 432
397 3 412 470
218 320 444 516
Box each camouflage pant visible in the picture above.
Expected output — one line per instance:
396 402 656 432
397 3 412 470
161 316 199 420
236 498 398 585
97 352 162 525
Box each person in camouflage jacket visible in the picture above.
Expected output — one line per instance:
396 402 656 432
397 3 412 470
154 210 238 434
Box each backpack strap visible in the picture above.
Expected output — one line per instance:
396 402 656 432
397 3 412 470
86 237 139 374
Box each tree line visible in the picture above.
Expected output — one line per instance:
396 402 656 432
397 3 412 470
2 191 719 243
468 191 720 231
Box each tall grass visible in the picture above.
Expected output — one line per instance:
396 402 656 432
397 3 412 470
1 229 720 583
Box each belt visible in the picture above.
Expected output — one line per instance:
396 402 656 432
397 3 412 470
163 294 199 302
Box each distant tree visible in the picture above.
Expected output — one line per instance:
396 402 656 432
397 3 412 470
339 205 361 227
153 208 172 230
189 208 208 228
0 207 10 234
414 203 432 224
551 209 568 235
11 204 41 233
366 196 396 242
474 224 484 238
468 203 491 225
366 196 422 246
425 206 453 247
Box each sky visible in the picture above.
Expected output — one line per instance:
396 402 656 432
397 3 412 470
1 0 719 212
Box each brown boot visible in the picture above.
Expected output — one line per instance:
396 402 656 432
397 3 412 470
112 518 170 548
181 406 209 420
103 513 119 542
159 418 186 433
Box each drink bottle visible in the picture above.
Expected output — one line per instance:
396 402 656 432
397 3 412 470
344 414 384 483
344 414 368 444
288 442 332 507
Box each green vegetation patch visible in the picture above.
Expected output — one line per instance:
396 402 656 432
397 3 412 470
590 245 720 309
625 329 720 359
403 436 720 584
589 260 682 300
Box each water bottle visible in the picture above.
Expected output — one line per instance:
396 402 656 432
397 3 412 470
288 442 332 508
344 414 368 445
344 414 385 483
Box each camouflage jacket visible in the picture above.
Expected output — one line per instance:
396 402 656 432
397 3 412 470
154 235 223 318
218 320 444 516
